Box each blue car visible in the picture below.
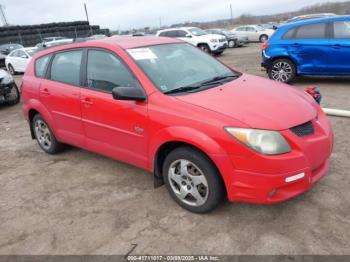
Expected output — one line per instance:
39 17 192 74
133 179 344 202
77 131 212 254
262 15 350 83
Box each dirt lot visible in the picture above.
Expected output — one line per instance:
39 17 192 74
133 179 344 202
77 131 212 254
0 43 349 255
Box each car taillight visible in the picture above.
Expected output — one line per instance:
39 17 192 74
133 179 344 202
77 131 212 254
261 42 269 50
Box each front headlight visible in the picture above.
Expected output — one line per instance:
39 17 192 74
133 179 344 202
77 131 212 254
225 127 291 155
210 39 218 43
1 73 13 85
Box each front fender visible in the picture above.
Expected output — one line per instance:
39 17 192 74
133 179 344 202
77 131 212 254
149 126 226 164
149 126 234 193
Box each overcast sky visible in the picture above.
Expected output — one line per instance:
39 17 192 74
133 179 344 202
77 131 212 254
0 0 344 30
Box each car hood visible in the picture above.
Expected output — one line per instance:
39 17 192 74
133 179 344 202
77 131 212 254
175 74 317 130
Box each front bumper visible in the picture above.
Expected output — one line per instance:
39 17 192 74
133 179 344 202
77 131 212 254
210 107 334 204
228 158 329 203
211 41 228 53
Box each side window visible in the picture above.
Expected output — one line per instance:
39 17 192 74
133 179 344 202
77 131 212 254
17 50 27 58
334 21 350 38
295 23 326 39
35 55 51 78
246 27 255 32
236 27 245 31
283 28 296 39
176 30 187 37
50 50 83 86
167 31 177 37
86 50 139 93
10 50 19 57
159 31 168 37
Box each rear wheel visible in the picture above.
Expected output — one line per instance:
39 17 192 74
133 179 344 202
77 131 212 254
32 114 64 154
163 146 225 213
268 58 296 83
8 64 16 75
228 40 236 48
259 34 268 43
198 44 210 53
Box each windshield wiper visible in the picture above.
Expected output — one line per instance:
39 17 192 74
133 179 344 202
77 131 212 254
164 74 240 95
164 85 202 95
200 74 239 85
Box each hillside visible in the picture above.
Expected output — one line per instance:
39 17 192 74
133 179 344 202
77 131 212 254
173 1 350 29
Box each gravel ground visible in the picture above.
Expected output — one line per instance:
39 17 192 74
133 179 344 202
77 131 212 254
0 43 349 255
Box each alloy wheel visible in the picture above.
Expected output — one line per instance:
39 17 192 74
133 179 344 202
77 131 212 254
168 159 209 207
34 120 52 150
271 61 293 82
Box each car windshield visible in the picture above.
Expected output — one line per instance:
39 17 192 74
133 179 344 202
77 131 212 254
128 43 238 94
188 28 207 36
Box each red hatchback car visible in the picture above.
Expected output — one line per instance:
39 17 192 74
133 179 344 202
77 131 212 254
21 37 333 213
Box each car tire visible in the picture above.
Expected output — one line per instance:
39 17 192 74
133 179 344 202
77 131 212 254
198 44 211 54
268 58 296 83
8 64 16 75
163 146 225 213
228 40 235 48
32 114 64 154
6 83 20 105
259 34 268 43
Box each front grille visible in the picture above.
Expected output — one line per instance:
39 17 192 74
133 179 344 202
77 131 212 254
290 121 314 137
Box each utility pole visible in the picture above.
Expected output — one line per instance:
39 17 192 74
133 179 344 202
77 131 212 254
159 17 162 28
84 3 93 36
0 4 9 26
230 4 233 25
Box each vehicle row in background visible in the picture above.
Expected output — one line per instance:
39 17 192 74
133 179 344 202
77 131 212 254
5 47 38 74
156 27 228 55
262 15 350 83
206 28 248 48
231 25 275 42
0 43 24 67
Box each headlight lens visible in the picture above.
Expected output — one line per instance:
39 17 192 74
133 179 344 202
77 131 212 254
1 73 13 85
225 127 291 155
210 39 218 43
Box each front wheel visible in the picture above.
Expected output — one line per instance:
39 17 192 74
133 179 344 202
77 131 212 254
163 146 225 213
198 44 211 53
268 58 296 83
32 114 64 154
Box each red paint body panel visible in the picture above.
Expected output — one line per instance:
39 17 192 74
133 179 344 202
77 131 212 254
21 37 334 204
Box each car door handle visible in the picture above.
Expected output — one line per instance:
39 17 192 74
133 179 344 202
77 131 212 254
81 98 94 106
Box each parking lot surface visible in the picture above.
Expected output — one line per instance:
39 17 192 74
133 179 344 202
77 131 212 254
0 43 349 255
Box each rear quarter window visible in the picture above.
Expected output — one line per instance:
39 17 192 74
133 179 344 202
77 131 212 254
283 28 296 39
35 55 51 78
295 23 326 39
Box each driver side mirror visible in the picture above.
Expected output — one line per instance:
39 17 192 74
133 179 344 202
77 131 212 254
21 55 28 59
112 86 146 102
185 34 192 38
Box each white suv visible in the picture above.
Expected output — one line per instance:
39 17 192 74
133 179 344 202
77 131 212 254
231 25 274 42
156 27 228 55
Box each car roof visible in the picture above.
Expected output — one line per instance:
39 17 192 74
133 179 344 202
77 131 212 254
33 36 182 57
280 15 350 29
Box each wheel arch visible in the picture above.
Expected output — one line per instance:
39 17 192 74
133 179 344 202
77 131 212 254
26 100 58 140
150 126 229 190
267 56 298 73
